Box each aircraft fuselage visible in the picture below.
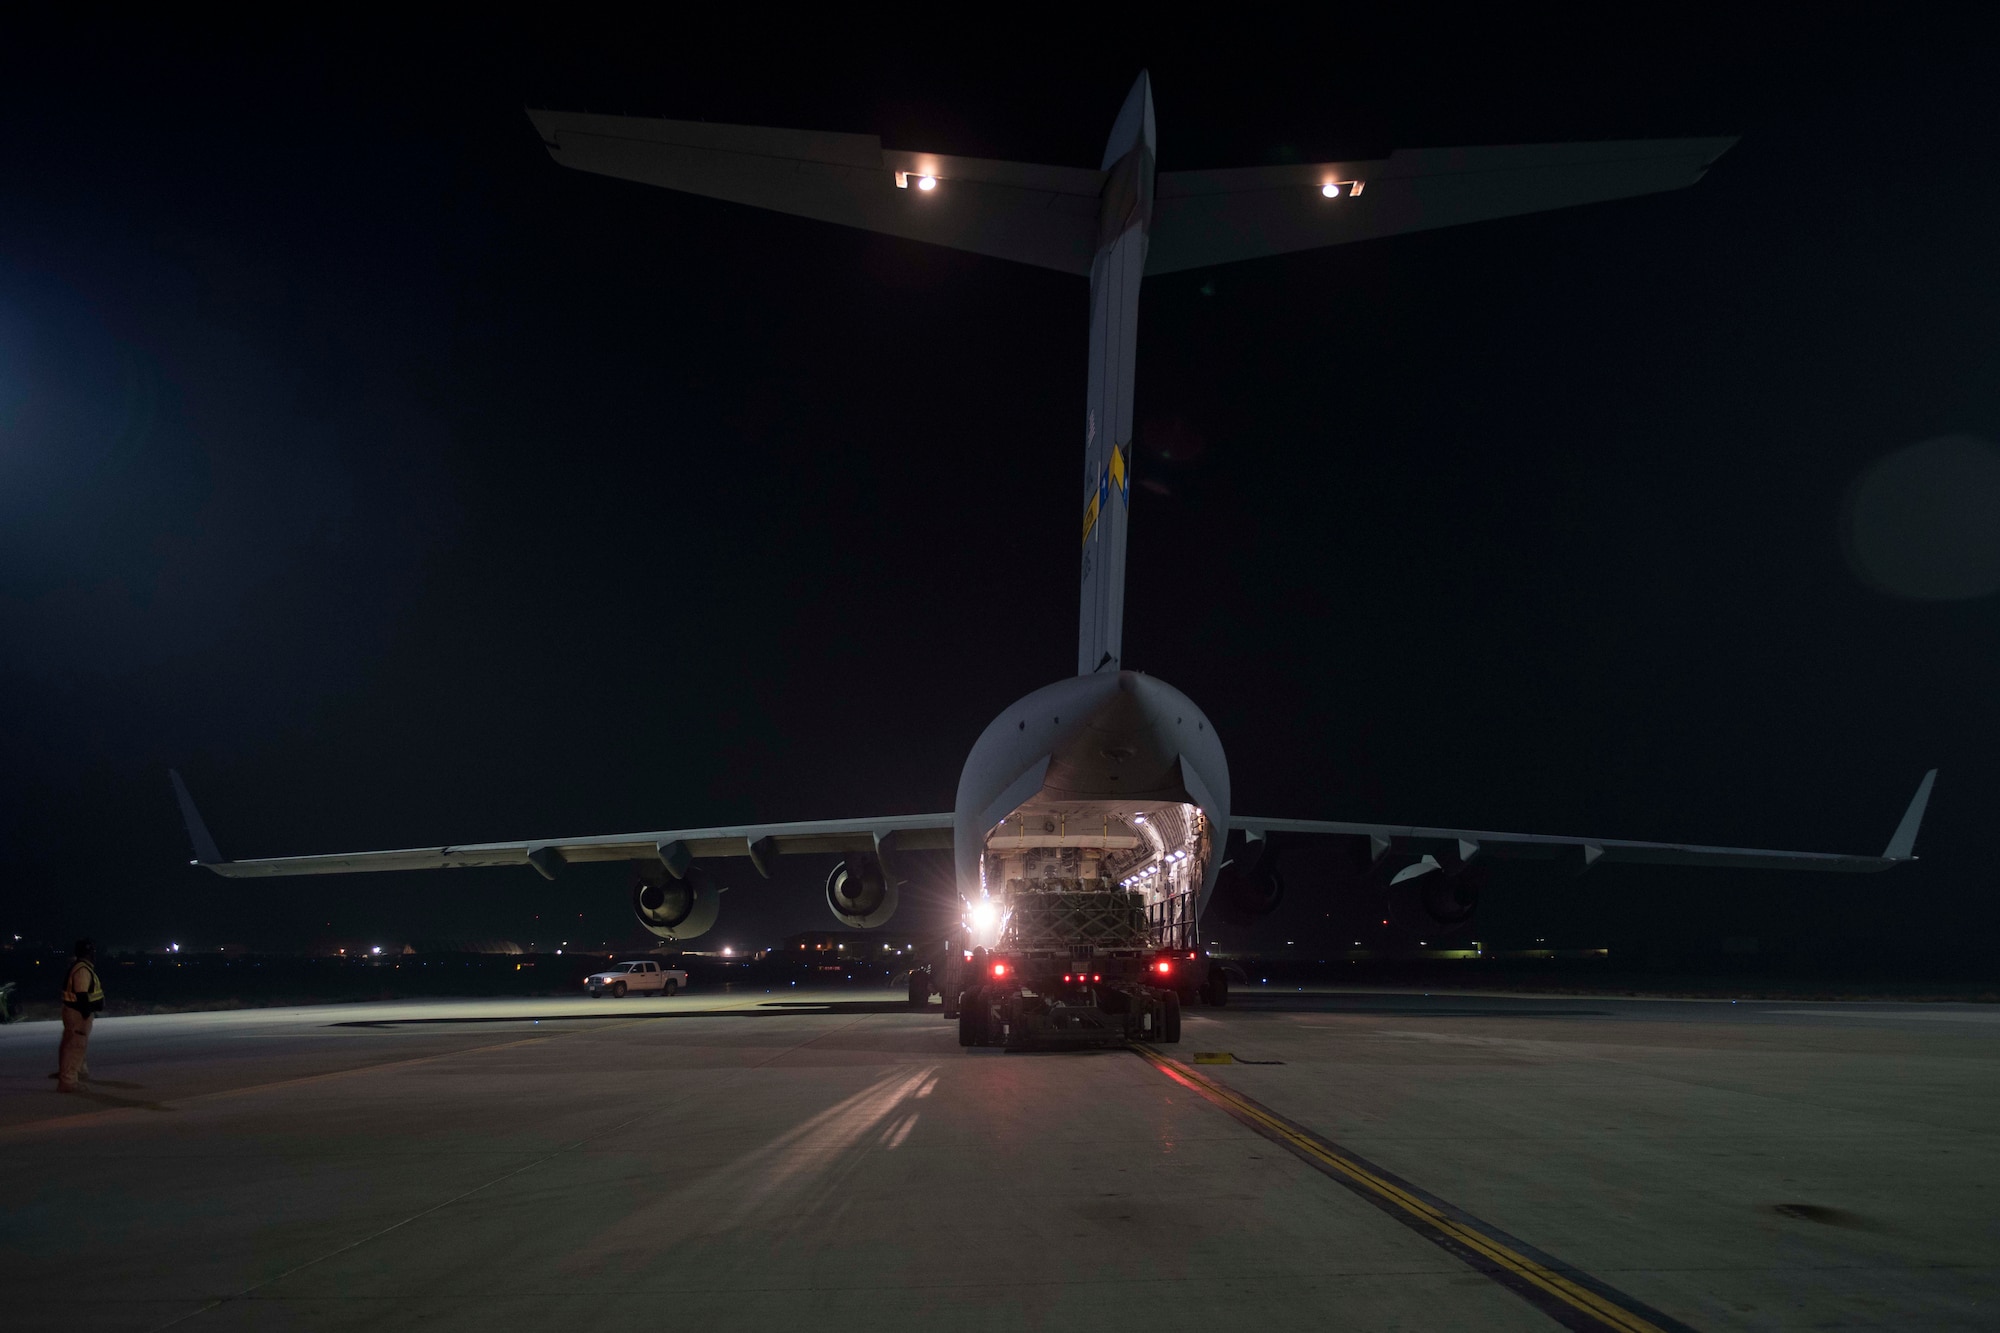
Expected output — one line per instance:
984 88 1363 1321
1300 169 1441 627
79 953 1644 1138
953 672 1230 949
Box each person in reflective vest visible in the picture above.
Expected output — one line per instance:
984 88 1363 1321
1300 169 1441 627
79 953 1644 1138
57 938 103 1092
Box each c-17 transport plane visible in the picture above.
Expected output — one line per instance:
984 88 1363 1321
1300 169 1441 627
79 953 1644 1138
173 73 1934 1048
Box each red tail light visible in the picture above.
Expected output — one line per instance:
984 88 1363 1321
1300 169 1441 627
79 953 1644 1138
1155 960 1172 975
991 962 1008 978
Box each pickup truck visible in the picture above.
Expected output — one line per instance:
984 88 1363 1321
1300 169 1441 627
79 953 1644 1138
584 960 688 998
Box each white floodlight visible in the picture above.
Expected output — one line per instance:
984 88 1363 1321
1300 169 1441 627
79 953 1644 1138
1322 182 1340 198
917 175 937 191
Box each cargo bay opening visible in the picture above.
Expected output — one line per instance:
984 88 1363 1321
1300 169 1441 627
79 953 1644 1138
980 799 1211 954
922 793 1222 1051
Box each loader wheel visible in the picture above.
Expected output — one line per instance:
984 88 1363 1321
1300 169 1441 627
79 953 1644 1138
1204 967 1230 1007
958 988 987 1047
907 968 930 1006
1162 989 1182 1043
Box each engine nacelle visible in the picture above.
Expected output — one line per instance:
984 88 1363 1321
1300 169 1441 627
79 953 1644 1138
1419 867 1482 926
631 865 721 940
826 856 898 929
1212 837 1284 925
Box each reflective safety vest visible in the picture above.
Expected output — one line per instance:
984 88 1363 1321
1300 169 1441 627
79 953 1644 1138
63 961 104 1013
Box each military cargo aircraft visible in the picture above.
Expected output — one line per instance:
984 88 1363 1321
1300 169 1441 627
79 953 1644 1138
173 74 1934 1042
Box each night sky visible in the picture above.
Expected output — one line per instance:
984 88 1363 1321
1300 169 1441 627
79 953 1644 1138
5 15 1996 961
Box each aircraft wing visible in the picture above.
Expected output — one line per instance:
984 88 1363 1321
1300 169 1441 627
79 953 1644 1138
1146 137 1737 274
169 773 952 881
526 109 1105 275
1234 770 1936 876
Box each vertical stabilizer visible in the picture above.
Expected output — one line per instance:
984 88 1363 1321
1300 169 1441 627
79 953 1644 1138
1077 72 1155 674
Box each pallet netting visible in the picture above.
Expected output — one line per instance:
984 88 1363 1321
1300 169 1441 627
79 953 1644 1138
1003 884 1152 952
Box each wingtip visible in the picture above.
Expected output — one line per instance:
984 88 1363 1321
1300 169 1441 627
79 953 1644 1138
523 107 561 153
1882 768 1938 862
169 769 225 866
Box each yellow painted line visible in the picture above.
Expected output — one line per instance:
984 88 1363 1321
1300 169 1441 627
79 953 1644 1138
1136 1046 1670 1333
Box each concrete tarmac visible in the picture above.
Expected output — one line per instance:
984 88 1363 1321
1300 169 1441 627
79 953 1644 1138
2 987 1996 1331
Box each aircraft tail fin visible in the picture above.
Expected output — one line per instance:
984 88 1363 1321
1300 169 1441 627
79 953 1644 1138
528 77 1726 679
1076 72 1154 675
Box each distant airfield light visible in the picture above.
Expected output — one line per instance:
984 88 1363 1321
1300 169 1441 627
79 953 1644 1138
371 945 382 956
169 942 180 953
723 947 734 957
917 174 937 191
1321 182 1340 198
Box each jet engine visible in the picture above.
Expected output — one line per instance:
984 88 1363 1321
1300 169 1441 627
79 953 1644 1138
631 865 721 940
825 856 898 929
1419 865 1483 926
1212 836 1284 924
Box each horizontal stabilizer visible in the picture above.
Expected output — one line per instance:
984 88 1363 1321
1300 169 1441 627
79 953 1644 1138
526 109 1104 274
1147 137 1736 274
528 104 1732 283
